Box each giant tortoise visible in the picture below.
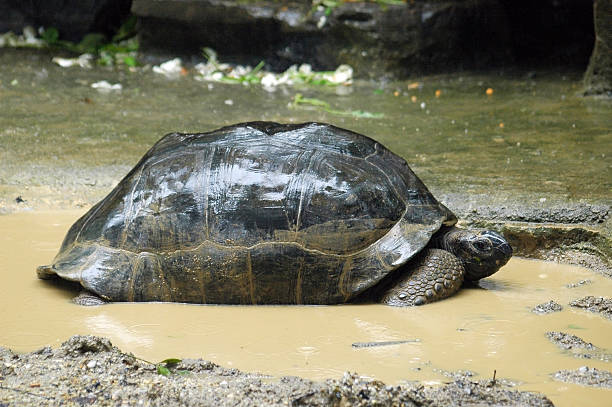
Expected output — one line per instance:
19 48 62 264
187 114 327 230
37 122 512 306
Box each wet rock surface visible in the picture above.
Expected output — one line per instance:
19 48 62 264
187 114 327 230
569 296 612 320
0 0 132 41
0 335 554 407
132 0 511 77
546 331 612 362
552 366 612 388
131 0 593 78
441 191 612 277
451 199 610 225
455 210 612 279
584 0 612 96
532 300 563 314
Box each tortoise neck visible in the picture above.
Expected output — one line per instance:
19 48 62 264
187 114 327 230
433 226 464 252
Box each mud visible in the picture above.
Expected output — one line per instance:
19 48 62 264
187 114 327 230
0 335 554 407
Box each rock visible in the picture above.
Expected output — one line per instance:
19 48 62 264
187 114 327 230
450 197 612 277
499 0 594 68
566 279 592 288
584 0 612 96
1 0 595 79
532 301 563 314
416 378 554 406
0 2 29 35
546 331 612 361
0 0 132 42
132 0 595 78
59 335 114 357
450 199 610 225
132 0 513 78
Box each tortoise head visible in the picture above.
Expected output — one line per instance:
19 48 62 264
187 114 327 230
441 228 513 281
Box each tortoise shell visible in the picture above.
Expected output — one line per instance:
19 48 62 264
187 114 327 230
41 122 456 304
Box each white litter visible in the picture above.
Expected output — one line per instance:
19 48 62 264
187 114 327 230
91 80 122 92
193 48 353 89
0 26 45 48
52 54 93 69
152 58 183 79
322 64 353 85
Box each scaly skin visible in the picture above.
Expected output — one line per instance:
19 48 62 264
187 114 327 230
73 291 106 306
380 226 512 306
380 249 464 306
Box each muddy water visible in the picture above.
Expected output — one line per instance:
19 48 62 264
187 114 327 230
1 211 611 406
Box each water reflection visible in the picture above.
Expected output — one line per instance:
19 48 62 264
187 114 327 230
85 313 155 349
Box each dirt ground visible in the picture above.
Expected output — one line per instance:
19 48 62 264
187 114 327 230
0 335 556 406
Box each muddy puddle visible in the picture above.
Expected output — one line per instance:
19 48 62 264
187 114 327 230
1 210 611 407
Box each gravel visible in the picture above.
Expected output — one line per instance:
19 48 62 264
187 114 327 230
569 296 612 320
546 331 612 362
552 366 612 388
0 335 554 406
532 300 563 314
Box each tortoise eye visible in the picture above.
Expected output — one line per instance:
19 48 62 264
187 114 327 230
473 239 492 252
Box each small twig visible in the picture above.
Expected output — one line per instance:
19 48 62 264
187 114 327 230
352 339 420 348
0 384 54 400
492 369 497 385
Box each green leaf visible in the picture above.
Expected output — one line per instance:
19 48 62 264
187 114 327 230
350 110 385 119
112 15 138 43
122 55 138 67
251 60 265 75
78 33 107 53
291 93 383 119
97 52 113 66
157 365 171 376
41 27 59 44
322 0 339 8
377 0 406 5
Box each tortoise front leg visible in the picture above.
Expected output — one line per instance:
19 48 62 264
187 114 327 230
380 249 465 306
